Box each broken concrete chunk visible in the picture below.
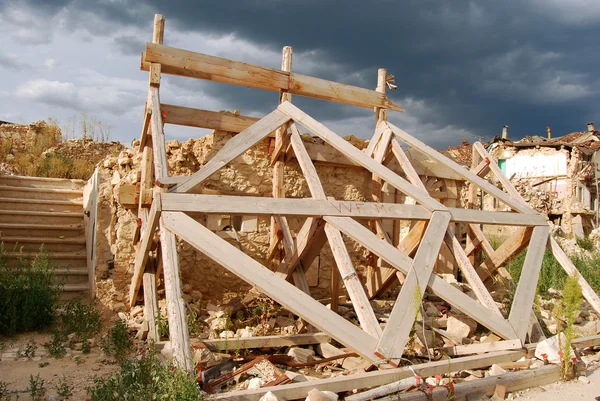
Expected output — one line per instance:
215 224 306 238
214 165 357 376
488 364 507 377
247 377 263 390
287 347 315 363
305 389 339 401
447 315 478 341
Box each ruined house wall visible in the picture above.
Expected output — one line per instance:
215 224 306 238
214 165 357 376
94 131 377 306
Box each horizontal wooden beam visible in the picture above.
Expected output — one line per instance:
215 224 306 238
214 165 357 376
159 193 546 226
201 332 330 350
142 43 403 112
161 104 262 133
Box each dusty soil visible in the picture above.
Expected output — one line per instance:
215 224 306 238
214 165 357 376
512 367 600 400
0 331 119 400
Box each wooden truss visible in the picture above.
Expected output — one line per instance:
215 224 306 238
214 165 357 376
129 14 600 371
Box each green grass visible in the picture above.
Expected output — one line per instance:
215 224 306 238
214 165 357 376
505 241 600 296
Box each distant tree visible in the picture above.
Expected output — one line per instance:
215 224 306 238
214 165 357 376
61 113 112 142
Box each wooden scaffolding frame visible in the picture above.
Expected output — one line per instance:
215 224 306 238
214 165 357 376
128 14 600 372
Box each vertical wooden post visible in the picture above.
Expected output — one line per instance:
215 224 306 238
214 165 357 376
269 46 293 264
143 261 159 342
369 68 389 282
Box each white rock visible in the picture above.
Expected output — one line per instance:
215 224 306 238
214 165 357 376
447 315 478 341
305 389 339 401
130 305 143 318
287 347 315 363
488 364 507 377
237 326 255 338
259 391 279 401
535 333 573 364
247 377 263 390
118 312 128 321
193 348 216 365
219 330 235 339
574 320 600 337
161 341 172 361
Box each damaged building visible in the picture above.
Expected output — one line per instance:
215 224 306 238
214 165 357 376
479 123 600 238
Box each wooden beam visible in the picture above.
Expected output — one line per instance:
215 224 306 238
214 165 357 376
549 237 600 315
365 122 388 157
161 211 381 361
478 227 533 282
508 225 549 341
275 218 325 279
171 109 290 193
201 333 330 350
159 218 194 371
143 263 159 342
445 230 503 316
161 104 260 133
142 43 403 112
148 87 168 180
441 338 522 357
376 211 451 360
325 215 518 340
390 138 426 191
325 223 382 338
139 108 152 150
387 122 535 215
128 195 161 307
278 102 443 211
210 350 526 400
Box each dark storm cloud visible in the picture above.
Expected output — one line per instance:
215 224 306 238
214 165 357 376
3 0 599 145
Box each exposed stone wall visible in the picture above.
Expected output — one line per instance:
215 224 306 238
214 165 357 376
95 131 376 305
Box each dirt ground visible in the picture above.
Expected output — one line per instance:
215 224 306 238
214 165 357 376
0 331 119 400
512 366 600 400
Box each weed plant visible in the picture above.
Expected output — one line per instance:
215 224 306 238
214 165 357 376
59 299 101 346
54 375 73 400
101 320 132 365
87 352 203 401
28 375 46 401
0 246 62 334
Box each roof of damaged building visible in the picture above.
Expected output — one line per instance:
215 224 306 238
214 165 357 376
490 129 600 154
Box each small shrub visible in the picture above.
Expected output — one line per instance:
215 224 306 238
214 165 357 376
156 312 169 340
101 320 132 364
59 300 101 343
17 339 37 359
28 374 46 401
553 276 583 380
54 375 73 400
44 329 67 359
87 353 202 401
0 246 62 334
575 235 594 251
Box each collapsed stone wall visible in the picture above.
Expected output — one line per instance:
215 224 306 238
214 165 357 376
95 130 378 306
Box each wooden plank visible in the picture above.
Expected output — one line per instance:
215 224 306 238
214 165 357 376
325 223 382 338
325 215 518 340
445 230 502 316
162 211 381 361
161 104 260 133
83 167 99 299
374 365 559 401
549 237 600 315
391 138 426 191
201 333 330 350
143 43 403 111
171 109 290 193
210 350 526 401
138 108 152 150
469 224 497 261
128 195 161 307
367 221 426 298
441 339 522 357
289 124 326 199
161 193 432 219
376 211 451 360
148 87 168 179
478 227 533 282
365 122 387 157
452 209 546 226
143 263 159 342
508 225 549 341
387 122 535 214
159 218 194 371
278 102 443 211
275 218 324 279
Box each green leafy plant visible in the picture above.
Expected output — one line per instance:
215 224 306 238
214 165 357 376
59 300 101 346
101 320 132 365
86 352 203 401
28 374 46 401
575 235 594 251
155 312 169 341
54 375 73 400
17 339 37 359
44 329 67 358
553 276 583 380
0 246 62 334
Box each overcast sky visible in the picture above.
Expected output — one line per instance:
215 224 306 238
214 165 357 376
1 0 599 148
